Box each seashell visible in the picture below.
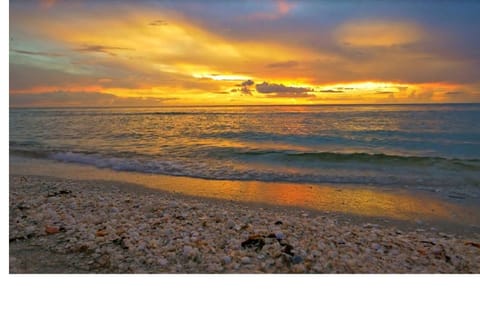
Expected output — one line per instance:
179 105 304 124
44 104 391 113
96 229 108 237
45 225 60 234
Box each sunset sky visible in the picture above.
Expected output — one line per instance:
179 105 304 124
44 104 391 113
9 0 480 106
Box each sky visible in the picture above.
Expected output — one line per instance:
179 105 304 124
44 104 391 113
9 0 480 106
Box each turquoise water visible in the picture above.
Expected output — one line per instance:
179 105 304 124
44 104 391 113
9 104 480 189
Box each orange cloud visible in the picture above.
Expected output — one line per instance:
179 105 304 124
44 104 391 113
246 0 295 21
336 20 422 47
10 85 103 95
10 2 480 106
40 0 57 8
277 0 295 14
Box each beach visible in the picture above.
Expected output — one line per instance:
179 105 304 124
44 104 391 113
7 3 480 308
9 174 480 273
9 105 480 273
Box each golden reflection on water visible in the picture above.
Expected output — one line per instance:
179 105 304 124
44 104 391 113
11 157 475 225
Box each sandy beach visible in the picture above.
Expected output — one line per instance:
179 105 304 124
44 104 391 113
9 174 480 273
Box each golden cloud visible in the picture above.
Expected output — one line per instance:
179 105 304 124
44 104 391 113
336 20 423 47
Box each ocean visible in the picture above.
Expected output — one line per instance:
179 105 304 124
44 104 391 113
9 104 480 195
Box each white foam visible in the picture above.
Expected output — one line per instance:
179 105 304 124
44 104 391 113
51 152 177 173
48 151 479 190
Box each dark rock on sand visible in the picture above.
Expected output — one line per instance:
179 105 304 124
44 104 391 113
282 243 294 256
47 189 73 197
241 235 265 251
292 255 303 264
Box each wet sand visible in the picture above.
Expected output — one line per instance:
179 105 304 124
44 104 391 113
10 156 480 227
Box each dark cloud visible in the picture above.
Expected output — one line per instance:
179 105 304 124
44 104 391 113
240 88 252 95
149 19 168 26
10 91 116 107
256 82 312 94
10 91 178 107
233 79 255 95
266 60 299 68
376 91 395 94
241 79 254 87
74 44 133 56
9 63 215 93
445 91 464 95
10 63 92 90
11 49 64 57
264 92 316 98
319 89 344 93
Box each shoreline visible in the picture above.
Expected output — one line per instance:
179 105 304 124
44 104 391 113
10 171 480 237
9 174 480 273
10 155 480 227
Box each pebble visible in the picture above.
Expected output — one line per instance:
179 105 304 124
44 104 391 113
291 264 306 273
207 264 220 273
96 229 108 237
148 239 158 249
25 225 36 236
183 245 194 257
439 232 454 238
45 225 60 234
292 255 303 264
227 220 235 229
431 245 444 256
9 176 480 274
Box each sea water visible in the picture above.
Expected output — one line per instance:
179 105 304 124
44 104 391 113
9 104 480 193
